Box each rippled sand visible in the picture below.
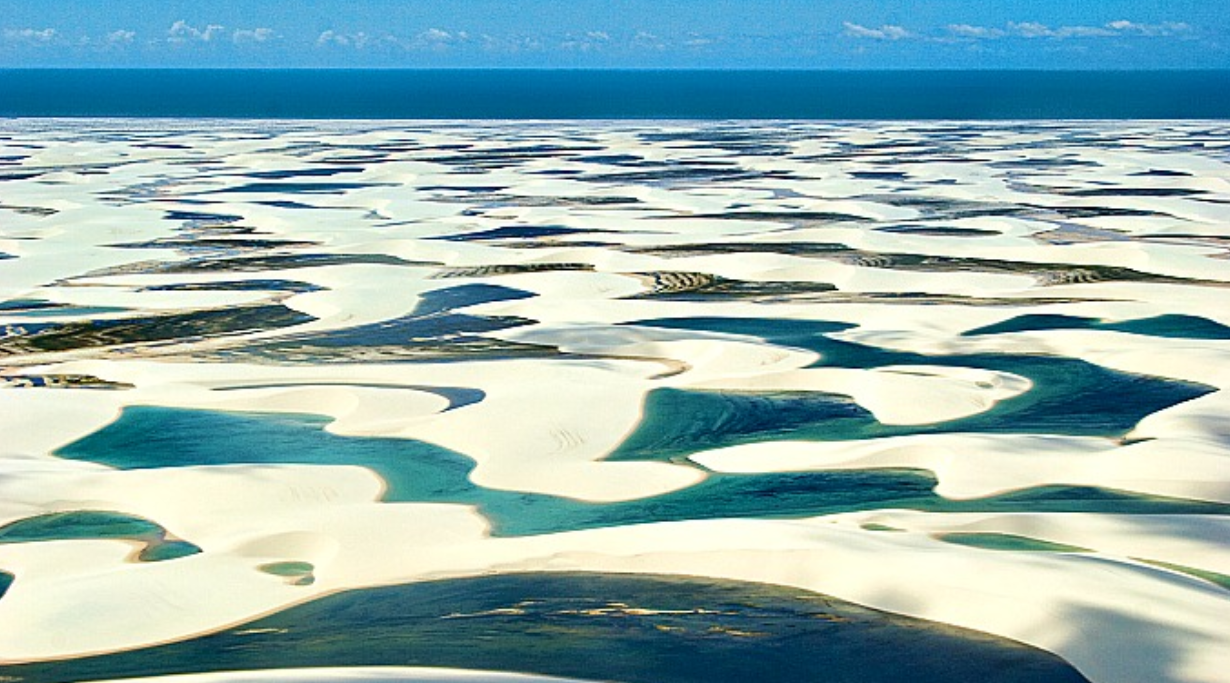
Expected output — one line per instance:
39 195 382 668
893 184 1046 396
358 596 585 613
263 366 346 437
1 120 1229 683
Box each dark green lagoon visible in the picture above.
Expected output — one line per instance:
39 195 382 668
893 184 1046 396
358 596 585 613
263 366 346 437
0 573 1090 683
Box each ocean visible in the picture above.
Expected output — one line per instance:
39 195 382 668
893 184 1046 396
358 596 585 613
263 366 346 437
2 68 1229 119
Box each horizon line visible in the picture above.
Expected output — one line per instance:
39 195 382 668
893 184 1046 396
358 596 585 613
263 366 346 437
3 66 1230 72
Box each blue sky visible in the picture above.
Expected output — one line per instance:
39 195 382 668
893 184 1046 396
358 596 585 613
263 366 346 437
1 0 1227 68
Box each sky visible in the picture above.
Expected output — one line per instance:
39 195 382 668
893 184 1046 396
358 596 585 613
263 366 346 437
1 0 1228 69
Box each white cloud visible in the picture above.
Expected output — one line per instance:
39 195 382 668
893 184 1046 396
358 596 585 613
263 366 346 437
421 28 453 42
1052 25 1116 38
316 30 347 47
945 19 1192 41
1008 22 1053 38
947 24 1005 39
1108 20 1136 31
316 30 396 50
560 31 611 51
168 20 225 43
404 28 469 51
318 27 467 51
106 29 136 45
1106 20 1191 36
632 31 667 49
843 22 911 41
479 33 543 53
233 27 275 44
3 27 56 44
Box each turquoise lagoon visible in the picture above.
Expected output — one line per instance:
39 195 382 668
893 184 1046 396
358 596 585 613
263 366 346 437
55 376 1225 541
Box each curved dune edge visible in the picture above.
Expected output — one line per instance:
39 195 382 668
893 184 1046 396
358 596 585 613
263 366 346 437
690 425 1230 504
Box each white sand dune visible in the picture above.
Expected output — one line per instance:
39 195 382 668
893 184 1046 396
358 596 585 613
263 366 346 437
692 430 1230 504
2 121 1229 683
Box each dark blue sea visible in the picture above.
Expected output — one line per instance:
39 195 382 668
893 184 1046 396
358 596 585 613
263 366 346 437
2 69 1229 119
